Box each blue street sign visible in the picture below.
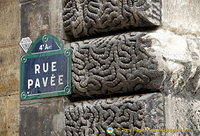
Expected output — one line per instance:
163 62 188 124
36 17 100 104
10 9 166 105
20 34 72 100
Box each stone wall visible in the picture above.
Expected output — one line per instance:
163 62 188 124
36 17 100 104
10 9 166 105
0 0 20 136
19 0 200 136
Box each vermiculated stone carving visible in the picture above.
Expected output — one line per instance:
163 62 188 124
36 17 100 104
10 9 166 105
65 93 165 136
63 0 161 38
71 32 164 98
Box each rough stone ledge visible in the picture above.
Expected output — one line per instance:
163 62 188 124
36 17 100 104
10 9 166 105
70 32 164 98
143 30 200 99
65 93 165 136
165 94 200 136
63 0 161 38
68 29 200 99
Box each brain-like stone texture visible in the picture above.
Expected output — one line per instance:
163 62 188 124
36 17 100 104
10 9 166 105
71 32 164 98
65 93 165 136
63 0 161 38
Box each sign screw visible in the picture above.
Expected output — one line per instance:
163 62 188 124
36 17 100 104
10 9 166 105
42 35 48 43
21 92 27 98
65 86 71 94
65 50 71 56
21 56 27 63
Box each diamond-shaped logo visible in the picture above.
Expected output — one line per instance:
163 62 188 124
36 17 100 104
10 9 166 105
20 37 32 53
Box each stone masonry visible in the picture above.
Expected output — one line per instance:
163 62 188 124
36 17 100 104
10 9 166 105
19 0 200 136
63 0 161 38
0 0 20 136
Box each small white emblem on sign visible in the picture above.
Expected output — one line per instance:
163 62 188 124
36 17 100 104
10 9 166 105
20 37 32 53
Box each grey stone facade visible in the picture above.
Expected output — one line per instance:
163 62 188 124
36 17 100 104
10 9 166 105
20 98 66 136
70 32 164 98
19 0 200 136
63 0 161 38
20 0 64 42
65 93 164 136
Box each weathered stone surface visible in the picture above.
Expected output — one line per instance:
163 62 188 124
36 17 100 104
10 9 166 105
6 94 20 136
162 0 200 36
0 1 20 136
63 0 161 38
20 0 64 42
20 98 66 136
70 32 164 98
18 1 200 136
0 96 8 135
19 0 35 3
143 29 200 97
165 95 199 136
0 46 20 97
0 94 19 136
70 30 200 98
65 93 165 136
0 0 20 47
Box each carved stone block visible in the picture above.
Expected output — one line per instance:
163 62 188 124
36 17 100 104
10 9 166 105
65 93 165 136
71 32 164 98
63 0 161 38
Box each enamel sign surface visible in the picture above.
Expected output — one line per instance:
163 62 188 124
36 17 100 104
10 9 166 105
20 34 71 100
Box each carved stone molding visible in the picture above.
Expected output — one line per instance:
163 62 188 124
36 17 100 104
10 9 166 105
70 32 164 98
63 0 161 38
65 93 165 136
